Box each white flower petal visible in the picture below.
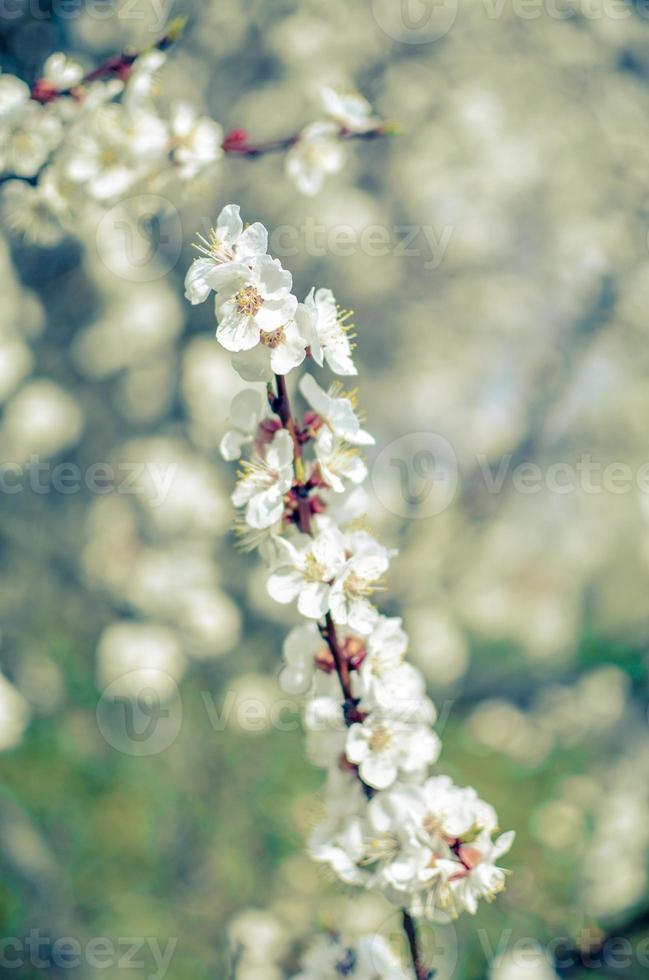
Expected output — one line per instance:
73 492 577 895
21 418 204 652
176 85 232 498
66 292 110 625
267 568 304 604
216 311 260 353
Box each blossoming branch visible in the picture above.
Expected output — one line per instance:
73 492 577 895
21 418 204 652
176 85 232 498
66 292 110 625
185 204 515 979
0 24 392 243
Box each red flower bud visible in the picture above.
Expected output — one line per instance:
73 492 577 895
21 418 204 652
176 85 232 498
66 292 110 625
223 128 249 151
31 79 59 104
309 495 327 515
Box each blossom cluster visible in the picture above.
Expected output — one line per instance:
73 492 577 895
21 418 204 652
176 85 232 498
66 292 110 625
0 36 385 244
0 41 221 243
285 86 383 196
186 205 514 971
291 932 411 980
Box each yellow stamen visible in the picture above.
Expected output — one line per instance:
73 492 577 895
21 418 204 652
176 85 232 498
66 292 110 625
236 286 264 317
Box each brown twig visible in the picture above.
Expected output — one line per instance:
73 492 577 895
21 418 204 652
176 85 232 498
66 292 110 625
272 372 431 979
272 374 311 533
402 909 432 980
322 611 353 704
223 125 390 158
30 18 187 103
271 375 359 707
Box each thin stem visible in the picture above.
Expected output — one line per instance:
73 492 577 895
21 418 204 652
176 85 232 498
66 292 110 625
402 909 430 980
223 125 389 158
272 374 311 532
30 18 187 102
272 374 357 712
224 135 299 157
323 611 353 704
273 374 301 455
272 372 429 974
0 126 391 189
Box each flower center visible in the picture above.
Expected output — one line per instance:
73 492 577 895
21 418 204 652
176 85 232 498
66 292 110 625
369 726 391 752
303 551 326 582
361 832 399 865
236 285 264 317
343 636 366 670
315 645 335 673
99 147 119 167
193 229 235 264
261 326 285 349
343 571 375 598
423 813 443 837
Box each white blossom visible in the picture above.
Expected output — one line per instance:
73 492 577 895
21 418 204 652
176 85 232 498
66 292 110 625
304 286 357 375
43 53 83 90
170 101 223 179
366 616 408 668
411 778 515 920
311 781 432 899
313 426 367 493
213 255 302 372
63 102 167 201
220 388 269 462
292 932 410 979
0 72 30 129
310 776 514 920
188 205 514 957
124 49 166 106
329 530 393 634
185 203 268 305
325 484 370 528
229 302 312 380
299 373 373 445
286 120 346 196
346 713 440 790
231 428 294 529
309 768 369 886
0 97 62 178
321 85 380 133
279 622 327 695
304 695 347 767
267 524 347 619
356 656 437 726
1 178 66 245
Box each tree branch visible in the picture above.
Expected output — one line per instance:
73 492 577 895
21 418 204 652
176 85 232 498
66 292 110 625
402 909 432 980
223 125 391 158
272 371 431 979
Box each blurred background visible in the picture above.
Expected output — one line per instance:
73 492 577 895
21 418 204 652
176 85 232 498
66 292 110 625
1 0 649 977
